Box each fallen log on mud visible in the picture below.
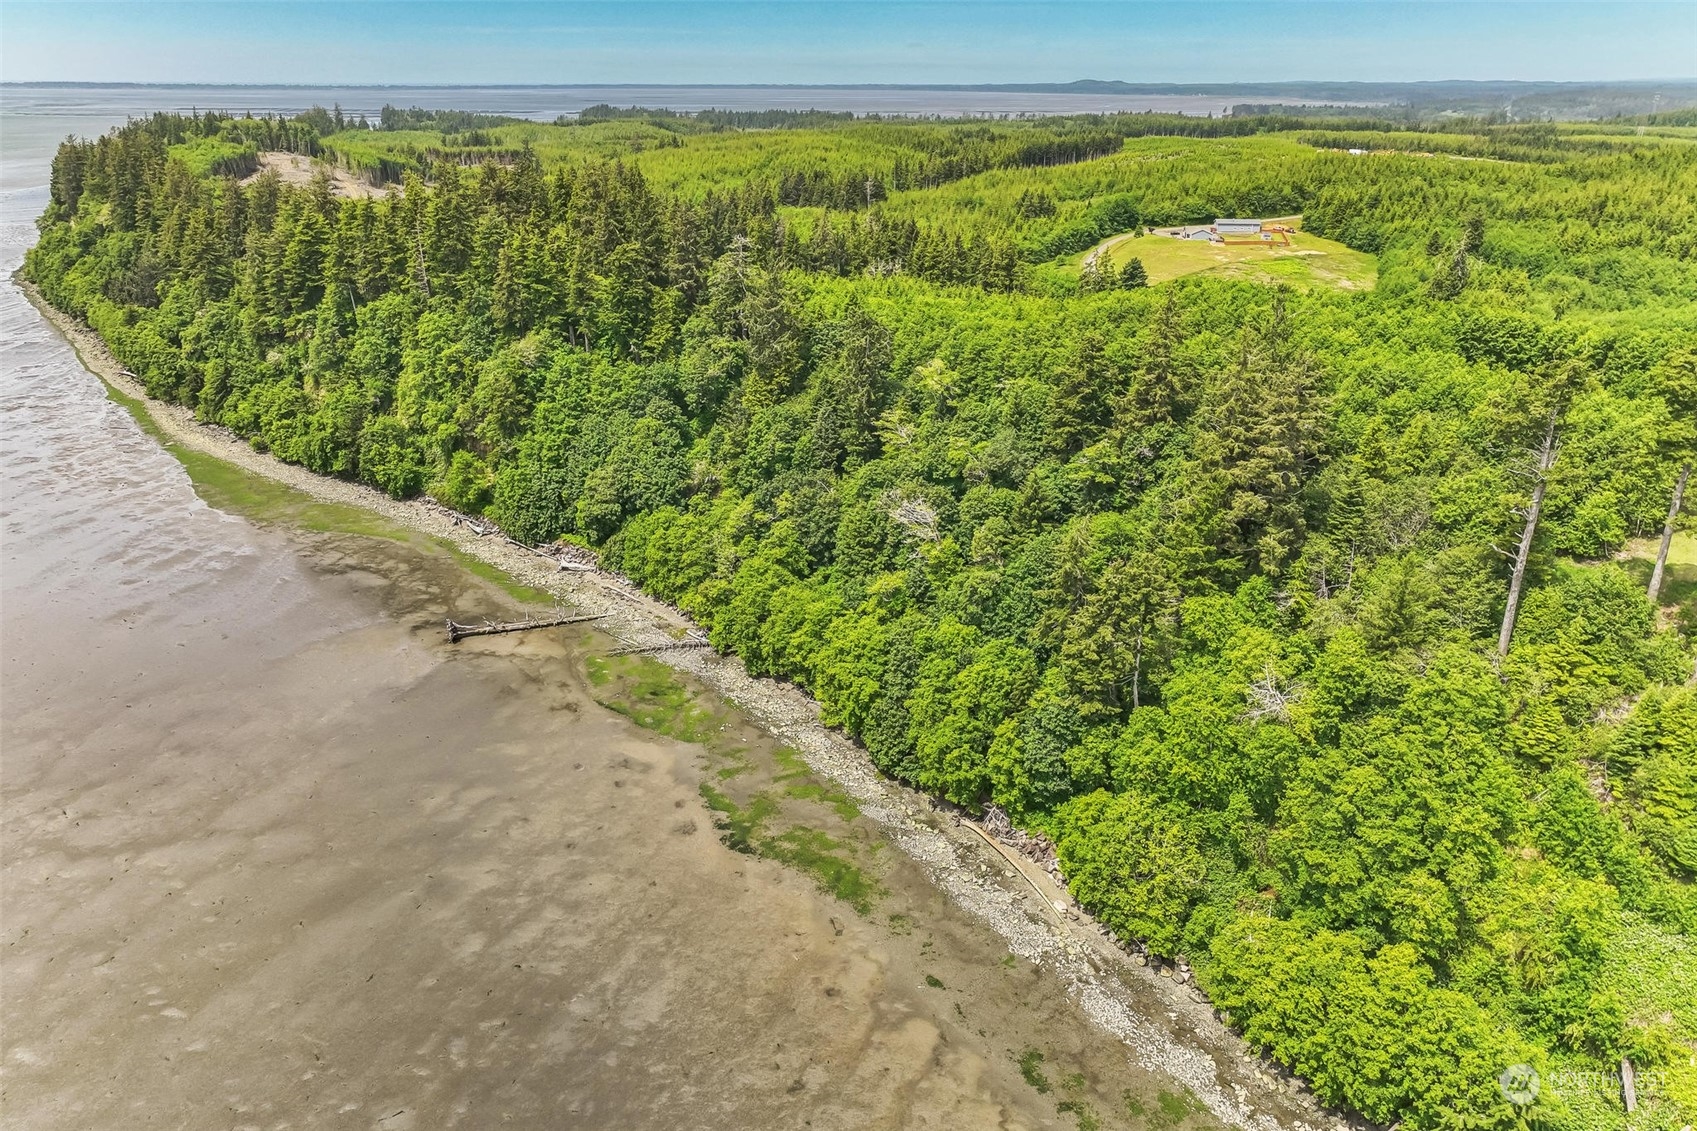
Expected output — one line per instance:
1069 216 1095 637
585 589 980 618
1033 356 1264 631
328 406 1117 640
445 611 609 643
957 817 1065 926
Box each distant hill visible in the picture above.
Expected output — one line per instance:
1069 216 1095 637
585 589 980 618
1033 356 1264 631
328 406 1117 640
830 79 1697 119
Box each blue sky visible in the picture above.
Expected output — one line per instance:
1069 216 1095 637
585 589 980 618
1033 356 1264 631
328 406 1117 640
2 1 1693 85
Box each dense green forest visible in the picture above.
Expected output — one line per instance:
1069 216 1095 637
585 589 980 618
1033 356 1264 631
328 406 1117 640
26 106 1697 1131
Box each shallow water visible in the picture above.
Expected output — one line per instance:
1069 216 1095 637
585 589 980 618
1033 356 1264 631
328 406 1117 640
0 99 1254 1131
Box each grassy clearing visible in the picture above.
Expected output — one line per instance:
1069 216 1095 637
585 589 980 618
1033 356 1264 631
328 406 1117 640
634 125 926 197
318 120 685 179
1602 531 1696 633
1088 222 1377 291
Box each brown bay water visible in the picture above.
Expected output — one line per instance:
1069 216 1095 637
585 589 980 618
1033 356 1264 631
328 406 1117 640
1 91 1310 1131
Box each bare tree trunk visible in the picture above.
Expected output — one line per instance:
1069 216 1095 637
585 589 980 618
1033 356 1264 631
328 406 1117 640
1131 631 1144 711
412 223 431 299
1498 415 1560 657
1648 462 1689 605
1621 1056 1637 1113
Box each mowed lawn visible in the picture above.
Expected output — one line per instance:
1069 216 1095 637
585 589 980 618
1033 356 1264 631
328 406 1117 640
1089 220 1378 291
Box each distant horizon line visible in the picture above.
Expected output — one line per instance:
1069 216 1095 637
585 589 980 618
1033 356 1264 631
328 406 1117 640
8 79 1697 91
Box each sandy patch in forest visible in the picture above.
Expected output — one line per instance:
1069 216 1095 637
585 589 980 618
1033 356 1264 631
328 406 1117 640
243 151 388 199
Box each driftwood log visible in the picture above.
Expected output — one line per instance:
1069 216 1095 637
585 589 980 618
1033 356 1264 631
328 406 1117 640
608 639 713 657
445 611 608 643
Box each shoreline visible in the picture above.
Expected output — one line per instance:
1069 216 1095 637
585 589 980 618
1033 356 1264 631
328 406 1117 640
16 275 1340 1131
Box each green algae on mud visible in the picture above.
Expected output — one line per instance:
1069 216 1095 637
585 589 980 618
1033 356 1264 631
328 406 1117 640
98 372 560 608
51 311 406 547
772 744 862 821
436 538 557 605
176 446 403 540
1124 1087 1216 1129
98 378 407 542
1019 1046 1053 1094
588 651 883 915
586 653 728 743
698 783 882 915
757 824 880 915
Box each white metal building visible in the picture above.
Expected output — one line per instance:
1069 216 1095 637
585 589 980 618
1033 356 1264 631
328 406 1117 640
1214 218 1265 234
